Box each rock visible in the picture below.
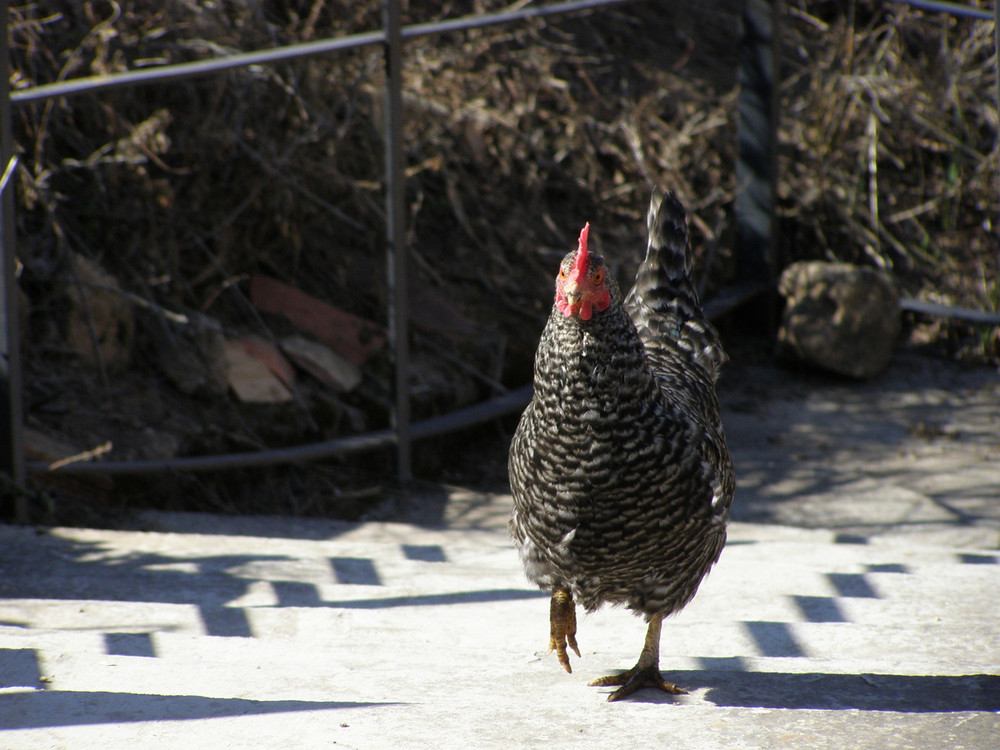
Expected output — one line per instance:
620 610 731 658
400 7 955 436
153 314 229 398
409 285 477 339
248 274 385 366
222 336 294 403
777 261 901 379
63 253 135 372
280 335 362 392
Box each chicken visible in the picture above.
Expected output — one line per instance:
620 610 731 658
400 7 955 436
508 189 734 701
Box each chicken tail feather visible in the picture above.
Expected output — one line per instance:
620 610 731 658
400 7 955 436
625 189 726 380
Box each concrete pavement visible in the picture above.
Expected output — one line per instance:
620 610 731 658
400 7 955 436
1 351 998 748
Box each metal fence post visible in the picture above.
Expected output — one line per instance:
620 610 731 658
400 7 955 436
383 0 412 482
735 0 778 290
0 0 27 520
995 1 1000 221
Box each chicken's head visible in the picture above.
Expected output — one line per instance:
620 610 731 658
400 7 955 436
555 222 611 321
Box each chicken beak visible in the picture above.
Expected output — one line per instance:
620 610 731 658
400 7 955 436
563 288 583 308
559 280 583 316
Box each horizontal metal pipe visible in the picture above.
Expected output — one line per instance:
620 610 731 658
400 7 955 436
404 0 635 38
26 385 533 476
11 0 636 106
884 0 992 20
702 280 769 320
10 30 386 104
899 297 1000 325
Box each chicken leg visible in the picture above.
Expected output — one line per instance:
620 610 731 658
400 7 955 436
589 613 687 701
549 588 580 673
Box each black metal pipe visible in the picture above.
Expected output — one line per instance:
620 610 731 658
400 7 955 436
383 0 412 481
10 30 386 105
735 0 778 288
0 0 27 521
10 0 636 106
26 385 533 476
885 0 992 21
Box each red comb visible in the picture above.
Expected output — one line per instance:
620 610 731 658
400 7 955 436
570 222 590 281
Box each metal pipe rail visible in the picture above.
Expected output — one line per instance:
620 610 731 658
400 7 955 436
887 0 992 20
8 0 635 106
26 386 535 476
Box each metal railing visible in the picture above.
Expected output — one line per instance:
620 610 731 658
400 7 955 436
889 0 993 19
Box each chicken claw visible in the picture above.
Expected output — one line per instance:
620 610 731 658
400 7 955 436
587 614 687 701
548 588 580 673
589 666 687 702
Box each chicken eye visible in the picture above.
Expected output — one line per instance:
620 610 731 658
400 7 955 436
591 268 605 284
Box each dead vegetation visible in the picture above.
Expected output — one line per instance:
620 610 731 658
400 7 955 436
4 0 998 521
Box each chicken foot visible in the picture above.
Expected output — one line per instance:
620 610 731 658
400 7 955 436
589 613 687 702
548 587 580 673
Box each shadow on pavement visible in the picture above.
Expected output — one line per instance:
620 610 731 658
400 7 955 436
626 670 1000 713
0 690 396 729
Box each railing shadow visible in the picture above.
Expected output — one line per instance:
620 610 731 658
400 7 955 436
650 670 1000 713
0 690 396 730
